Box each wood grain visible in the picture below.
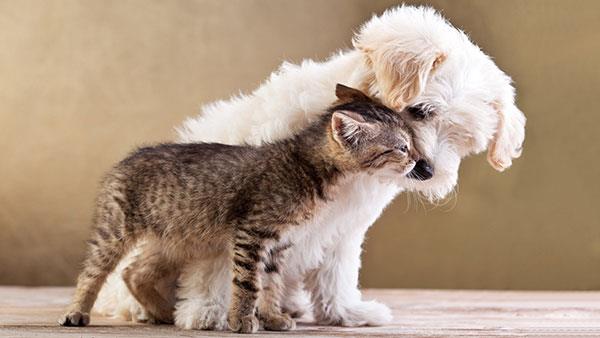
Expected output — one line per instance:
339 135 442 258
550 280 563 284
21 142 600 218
1 287 600 337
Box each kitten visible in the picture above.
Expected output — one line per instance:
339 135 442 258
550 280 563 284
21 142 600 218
58 84 419 333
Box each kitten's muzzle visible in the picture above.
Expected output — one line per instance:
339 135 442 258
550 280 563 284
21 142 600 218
407 159 434 181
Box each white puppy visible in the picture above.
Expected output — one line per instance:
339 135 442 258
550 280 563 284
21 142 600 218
94 5 525 329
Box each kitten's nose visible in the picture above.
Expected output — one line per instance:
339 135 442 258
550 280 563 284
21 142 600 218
408 159 434 180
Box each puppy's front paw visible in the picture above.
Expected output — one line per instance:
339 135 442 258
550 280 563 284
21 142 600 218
345 300 392 326
58 310 90 326
228 314 259 333
281 290 310 319
262 312 296 331
174 300 228 330
316 300 392 327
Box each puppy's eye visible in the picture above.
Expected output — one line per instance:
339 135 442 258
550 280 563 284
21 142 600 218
407 105 432 121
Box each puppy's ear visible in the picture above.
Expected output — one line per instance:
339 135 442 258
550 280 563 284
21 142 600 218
354 41 446 110
335 84 371 102
362 48 445 110
487 102 526 171
331 110 378 146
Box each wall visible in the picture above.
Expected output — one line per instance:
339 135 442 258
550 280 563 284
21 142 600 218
0 0 598 289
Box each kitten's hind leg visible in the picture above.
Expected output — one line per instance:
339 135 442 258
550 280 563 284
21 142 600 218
59 188 131 326
122 242 177 324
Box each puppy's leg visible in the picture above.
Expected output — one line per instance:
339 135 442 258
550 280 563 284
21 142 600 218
258 244 295 331
305 228 392 327
174 249 230 330
122 244 177 324
280 273 310 319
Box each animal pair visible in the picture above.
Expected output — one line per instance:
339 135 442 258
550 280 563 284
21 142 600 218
59 84 421 333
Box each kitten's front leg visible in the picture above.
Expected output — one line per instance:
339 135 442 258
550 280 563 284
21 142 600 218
228 232 263 333
305 228 392 327
257 243 295 331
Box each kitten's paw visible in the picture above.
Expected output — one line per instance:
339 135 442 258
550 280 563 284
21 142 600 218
228 314 259 333
58 310 90 326
135 314 156 324
174 301 227 330
317 300 392 327
131 307 152 324
282 306 305 319
136 312 173 325
263 313 296 331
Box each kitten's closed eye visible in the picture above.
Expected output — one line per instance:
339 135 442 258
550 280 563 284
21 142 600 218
395 144 408 153
379 144 408 157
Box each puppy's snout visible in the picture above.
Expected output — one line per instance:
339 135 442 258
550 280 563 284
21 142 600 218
408 159 434 180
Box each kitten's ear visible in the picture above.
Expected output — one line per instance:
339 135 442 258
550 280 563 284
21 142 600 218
335 84 372 103
331 111 378 146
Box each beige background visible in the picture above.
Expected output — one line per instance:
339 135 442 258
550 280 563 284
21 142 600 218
0 0 598 289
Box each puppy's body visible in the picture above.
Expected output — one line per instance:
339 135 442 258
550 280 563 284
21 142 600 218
60 86 417 333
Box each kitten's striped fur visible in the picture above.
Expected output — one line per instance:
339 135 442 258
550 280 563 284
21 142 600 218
58 84 418 333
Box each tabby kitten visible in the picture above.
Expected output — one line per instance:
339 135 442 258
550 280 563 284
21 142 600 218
58 84 419 333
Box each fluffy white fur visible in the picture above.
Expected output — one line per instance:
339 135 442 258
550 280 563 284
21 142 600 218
95 6 525 329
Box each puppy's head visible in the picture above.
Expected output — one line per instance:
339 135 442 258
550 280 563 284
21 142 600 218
354 5 526 200
327 84 418 177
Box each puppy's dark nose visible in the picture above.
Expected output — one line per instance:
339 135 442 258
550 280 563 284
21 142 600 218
408 159 434 180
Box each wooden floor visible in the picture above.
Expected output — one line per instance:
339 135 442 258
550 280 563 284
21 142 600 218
1 287 600 337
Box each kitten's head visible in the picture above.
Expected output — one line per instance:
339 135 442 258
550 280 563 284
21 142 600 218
327 84 419 176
